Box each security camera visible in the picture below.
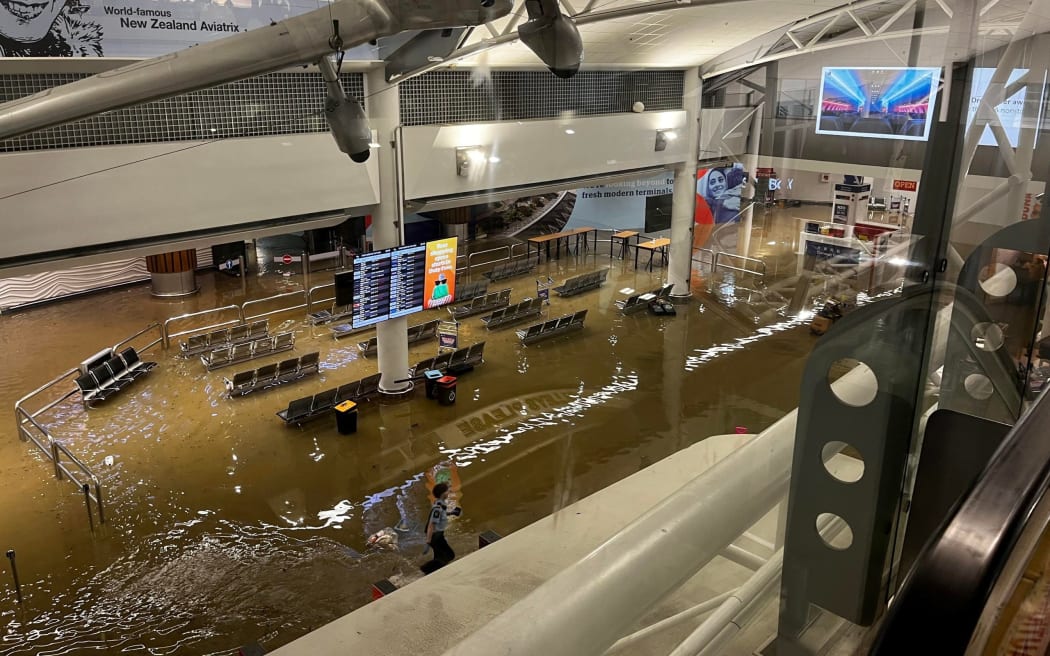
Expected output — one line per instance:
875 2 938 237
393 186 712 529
517 0 582 78
319 56 372 163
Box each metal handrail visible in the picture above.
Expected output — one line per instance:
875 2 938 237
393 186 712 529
306 283 336 309
714 251 767 277
242 289 308 323
112 321 163 355
693 247 716 274
15 375 105 525
162 304 244 348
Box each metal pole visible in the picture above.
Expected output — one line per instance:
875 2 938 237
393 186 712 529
82 484 94 532
50 440 62 480
6 550 22 604
95 479 106 524
604 591 735 655
238 255 247 297
302 251 311 312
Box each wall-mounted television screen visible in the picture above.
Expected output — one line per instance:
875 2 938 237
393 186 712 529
815 66 941 141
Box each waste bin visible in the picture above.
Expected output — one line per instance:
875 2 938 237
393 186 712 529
335 400 358 435
423 369 443 399
436 375 457 406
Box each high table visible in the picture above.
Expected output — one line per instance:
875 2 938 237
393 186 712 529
610 230 639 259
634 237 671 271
527 227 597 263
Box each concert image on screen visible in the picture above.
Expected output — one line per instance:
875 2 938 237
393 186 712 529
816 67 941 141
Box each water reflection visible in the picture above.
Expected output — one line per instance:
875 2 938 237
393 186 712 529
0 236 821 654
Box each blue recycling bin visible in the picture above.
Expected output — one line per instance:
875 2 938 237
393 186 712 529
424 369 443 399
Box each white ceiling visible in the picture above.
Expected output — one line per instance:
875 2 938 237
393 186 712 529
458 0 853 68
451 0 1049 72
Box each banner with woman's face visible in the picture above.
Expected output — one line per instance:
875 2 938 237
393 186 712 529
694 162 747 252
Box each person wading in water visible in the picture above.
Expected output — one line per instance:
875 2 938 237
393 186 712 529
421 482 461 574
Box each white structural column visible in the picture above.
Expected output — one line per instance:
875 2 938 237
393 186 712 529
738 103 763 259
667 67 701 298
368 66 411 394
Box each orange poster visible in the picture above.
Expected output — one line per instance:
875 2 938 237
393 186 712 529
424 237 458 309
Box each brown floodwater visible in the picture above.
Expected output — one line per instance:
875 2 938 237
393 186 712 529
0 221 820 654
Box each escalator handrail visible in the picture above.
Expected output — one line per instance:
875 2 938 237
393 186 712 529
872 389 1050 654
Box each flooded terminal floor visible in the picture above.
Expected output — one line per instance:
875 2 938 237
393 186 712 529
0 208 840 654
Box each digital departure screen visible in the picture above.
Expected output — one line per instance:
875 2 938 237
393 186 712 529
349 237 458 328
352 248 394 328
388 244 427 319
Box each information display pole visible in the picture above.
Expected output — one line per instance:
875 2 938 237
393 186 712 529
438 321 460 354
536 276 555 305
368 68 411 395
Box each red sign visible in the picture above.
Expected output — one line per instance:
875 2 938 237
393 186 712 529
281 254 293 264
756 167 775 176
892 180 918 192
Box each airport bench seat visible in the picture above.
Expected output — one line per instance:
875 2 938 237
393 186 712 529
179 320 269 356
517 310 588 345
409 341 487 378
276 371 384 426
75 347 157 407
553 269 608 297
453 280 489 304
482 298 543 329
357 319 440 357
308 304 353 326
450 289 512 320
616 283 674 315
224 352 320 397
483 259 535 282
201 331 295 371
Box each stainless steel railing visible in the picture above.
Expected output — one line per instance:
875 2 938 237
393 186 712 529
162 304 244 348
11 323 164 526
714 251 767 277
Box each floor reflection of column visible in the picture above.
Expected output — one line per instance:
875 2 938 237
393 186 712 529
664 301 690 452
376 398 416 490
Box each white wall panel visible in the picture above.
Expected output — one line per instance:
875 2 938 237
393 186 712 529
400 111 688 201
0 133 379 264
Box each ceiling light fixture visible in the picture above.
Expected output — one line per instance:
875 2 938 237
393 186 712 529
655 128 678 152
456 146 487 177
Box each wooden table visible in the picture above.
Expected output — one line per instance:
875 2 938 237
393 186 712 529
527 226 597 262
634 237 671 271
610 230 639 259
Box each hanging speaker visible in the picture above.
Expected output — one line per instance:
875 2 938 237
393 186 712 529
334 270 354 307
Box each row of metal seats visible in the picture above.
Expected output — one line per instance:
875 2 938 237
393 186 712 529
483 259 535 282
357 319 440 357
308 303 352 326
75 347 157 407
819 114 925 136
201 332 295 371
482 297 543 330
450 288 512 320
224 352 320 397
516 310 588 345
276 372 382 425
410 342 487 378
554 269 609 297
454 280 489 304
616 283 674 315
180 320 269 356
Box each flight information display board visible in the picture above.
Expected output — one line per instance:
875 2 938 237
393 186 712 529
351 248 394 328
388 244 427 319
349 237 458 328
